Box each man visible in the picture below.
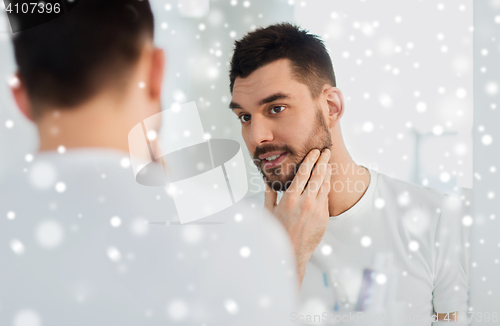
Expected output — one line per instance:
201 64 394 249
229 23 468 323
0 2 300 325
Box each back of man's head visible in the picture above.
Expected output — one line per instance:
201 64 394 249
11 0 154 119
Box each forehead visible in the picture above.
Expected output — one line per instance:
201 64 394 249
232 59 310 107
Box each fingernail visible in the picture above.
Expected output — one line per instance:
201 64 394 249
324 148 331 156
313 149 320 157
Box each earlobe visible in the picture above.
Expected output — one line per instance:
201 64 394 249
10 73 34 122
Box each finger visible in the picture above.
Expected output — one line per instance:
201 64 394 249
317 163 332 200
264 178 278 212
304 149 331 197
286 149 321 196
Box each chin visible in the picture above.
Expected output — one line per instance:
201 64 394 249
260 163 296 192
264 175 294 192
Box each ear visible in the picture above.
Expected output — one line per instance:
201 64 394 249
10 72 34 122
148 47 165 101
324 86 344 128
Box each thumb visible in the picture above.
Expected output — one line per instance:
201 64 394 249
264 178 277 212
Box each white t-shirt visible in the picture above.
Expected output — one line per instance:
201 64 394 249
249 166 468 325
0 148 299 326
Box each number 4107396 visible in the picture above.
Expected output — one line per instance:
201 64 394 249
5 2 61 14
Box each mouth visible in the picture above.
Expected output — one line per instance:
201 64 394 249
260 152 288 170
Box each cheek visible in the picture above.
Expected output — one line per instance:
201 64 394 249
278 128 300 145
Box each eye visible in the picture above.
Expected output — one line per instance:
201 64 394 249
238 114 251 123
270 106 286 114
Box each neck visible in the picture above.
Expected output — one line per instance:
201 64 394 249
36 93 133 154
327 127 371 217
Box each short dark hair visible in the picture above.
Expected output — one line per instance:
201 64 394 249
11 0 154 118
229 23 336 98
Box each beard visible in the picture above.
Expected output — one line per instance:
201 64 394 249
252 107 333 192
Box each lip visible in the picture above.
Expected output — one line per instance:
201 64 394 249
262 152 288 170
259 151 287 160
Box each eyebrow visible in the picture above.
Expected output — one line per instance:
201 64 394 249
228 101 243 110
229 92 291 110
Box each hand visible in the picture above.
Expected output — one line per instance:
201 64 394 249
264 148 332 288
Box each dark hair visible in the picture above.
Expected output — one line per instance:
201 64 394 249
11 0 154 118
229 23 336 97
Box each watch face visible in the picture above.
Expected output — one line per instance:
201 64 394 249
4 0 81 33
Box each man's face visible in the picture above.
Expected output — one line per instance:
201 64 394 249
230 59 332 191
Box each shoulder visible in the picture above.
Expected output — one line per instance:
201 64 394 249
373 170 462 247
375 170 449 210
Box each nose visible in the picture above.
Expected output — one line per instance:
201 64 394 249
247 115 273 148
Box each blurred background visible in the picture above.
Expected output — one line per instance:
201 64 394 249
0 0 498 322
